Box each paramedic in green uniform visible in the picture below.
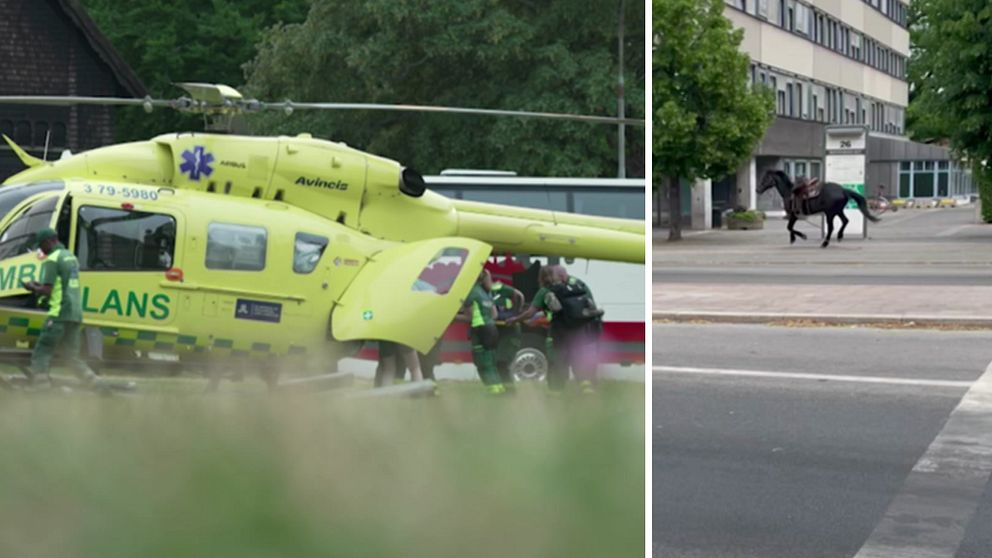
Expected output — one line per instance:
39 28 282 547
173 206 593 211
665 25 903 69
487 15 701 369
488 271 524 390
22 228 98 387
456 271 504 394
509 265 600 394
508 266 561 390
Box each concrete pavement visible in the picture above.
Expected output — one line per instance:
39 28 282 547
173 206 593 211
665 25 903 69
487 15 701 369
653 323 992 558
654 208 992 326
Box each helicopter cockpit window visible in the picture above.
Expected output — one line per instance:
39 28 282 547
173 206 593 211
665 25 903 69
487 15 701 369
76 206 176 271
293 233 328 274
0 195 59 261
206 223 267 271
411 247 469 295
0 182 64 220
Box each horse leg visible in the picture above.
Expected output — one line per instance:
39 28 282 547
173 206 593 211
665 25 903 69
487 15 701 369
822 214 834 248
787 214 798 244
837 211 849 241
791 213 807 241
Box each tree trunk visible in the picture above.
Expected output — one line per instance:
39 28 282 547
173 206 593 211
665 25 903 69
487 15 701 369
668 175 682 241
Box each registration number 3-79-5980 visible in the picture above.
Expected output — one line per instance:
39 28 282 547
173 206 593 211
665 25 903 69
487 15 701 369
84 184 159 200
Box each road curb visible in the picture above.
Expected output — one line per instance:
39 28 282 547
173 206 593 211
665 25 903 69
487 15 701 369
653 311 992 329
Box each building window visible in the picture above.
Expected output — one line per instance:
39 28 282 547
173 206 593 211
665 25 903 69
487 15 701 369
937 163 950 197
14 121 31 146
49 123 67 147
757 0 768 18
796 83 804 118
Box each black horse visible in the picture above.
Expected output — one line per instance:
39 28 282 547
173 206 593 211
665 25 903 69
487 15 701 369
758 170 880 248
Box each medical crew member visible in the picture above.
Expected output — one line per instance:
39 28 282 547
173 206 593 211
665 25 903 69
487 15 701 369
22 228 98 387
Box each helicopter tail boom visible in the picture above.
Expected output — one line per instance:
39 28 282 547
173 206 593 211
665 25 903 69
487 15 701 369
451 200 644 264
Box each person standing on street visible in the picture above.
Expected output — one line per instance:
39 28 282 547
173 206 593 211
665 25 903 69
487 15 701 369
21 227 98 388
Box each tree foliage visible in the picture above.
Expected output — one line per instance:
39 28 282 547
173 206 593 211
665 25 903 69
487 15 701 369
652 0 773 239
242 0 644 177
81 0 310 141
907 0 992 221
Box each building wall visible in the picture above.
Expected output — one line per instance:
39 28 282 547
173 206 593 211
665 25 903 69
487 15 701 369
0 0 129 180
718 0 964 215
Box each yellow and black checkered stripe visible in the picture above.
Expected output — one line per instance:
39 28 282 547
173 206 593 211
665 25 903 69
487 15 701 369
0 312 307 357
96 326 308 357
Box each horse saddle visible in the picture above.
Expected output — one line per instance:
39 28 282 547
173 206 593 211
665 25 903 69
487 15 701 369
789 178 821 213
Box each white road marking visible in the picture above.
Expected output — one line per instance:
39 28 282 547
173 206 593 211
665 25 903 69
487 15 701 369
853 360 992 558
652 365 973 388
936 224 972 237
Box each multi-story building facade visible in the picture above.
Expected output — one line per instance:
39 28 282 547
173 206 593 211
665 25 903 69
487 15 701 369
677 0 975 228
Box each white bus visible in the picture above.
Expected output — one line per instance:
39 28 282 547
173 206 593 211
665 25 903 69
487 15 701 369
424 172 645 379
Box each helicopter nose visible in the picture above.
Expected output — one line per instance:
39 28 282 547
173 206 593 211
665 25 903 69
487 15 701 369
399 167 426 197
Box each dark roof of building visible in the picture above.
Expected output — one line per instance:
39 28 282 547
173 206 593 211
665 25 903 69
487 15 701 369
56 0 147 97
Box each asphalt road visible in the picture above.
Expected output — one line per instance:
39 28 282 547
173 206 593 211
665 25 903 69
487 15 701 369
654 208 992 287
653 323 992 558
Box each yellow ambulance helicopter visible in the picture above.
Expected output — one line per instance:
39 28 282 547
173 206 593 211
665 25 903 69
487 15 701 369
0 84 644 389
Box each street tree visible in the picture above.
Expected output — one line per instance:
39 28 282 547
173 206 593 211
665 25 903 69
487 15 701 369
907 0 992 221
242 0 644 177
652 0 773 240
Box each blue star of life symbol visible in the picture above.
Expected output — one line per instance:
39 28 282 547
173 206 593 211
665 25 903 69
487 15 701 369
179 146 214 181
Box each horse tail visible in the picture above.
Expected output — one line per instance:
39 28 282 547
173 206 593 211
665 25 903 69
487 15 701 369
847 190 881 222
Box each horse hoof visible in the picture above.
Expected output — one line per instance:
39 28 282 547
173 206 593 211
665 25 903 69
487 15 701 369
820 242 829 248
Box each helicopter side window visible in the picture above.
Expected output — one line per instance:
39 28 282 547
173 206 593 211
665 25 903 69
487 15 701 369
206 223 267 271
0 196 59 261
293 233 328 274
76 206 176 271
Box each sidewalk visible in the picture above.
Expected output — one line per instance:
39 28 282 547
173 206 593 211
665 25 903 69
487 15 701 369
654 207 992 327
654 283 992 326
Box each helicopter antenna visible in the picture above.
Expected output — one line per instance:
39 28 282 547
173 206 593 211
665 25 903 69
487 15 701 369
43 129 51 162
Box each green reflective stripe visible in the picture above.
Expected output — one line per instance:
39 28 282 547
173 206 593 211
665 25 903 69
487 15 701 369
47 251 63 319
470 300 484 327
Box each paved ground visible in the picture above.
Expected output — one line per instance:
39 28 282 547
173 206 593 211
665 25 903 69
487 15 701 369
653 323 992 558
654 207 992 323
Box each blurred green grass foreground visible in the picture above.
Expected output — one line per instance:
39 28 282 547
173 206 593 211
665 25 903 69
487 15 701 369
0 379 644 558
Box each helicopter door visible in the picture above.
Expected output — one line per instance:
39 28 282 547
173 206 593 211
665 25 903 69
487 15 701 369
72 202 181 326
331 237 491 354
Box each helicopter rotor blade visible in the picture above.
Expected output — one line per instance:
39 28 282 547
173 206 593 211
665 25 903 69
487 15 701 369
0 95 186 113
260 101 645 126
0 95 643 126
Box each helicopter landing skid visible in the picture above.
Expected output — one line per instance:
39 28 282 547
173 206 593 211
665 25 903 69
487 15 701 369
0 373 137 395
